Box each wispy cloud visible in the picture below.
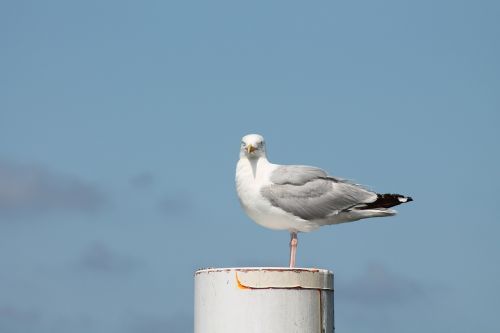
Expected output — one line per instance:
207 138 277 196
129 172 155 190
0 159 107 219
0 305 41 332
338 263 426 306
157 192 194 217
78 241 139 273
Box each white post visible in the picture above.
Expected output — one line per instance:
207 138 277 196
194 267 334 333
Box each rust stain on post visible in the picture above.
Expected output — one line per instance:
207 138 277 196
235 272 251 290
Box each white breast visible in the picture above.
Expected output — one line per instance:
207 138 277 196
235 157 318 232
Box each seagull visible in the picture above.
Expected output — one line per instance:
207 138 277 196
235 134 413 268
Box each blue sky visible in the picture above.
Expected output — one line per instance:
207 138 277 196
1 0 499 332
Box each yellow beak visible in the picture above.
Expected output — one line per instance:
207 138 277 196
246 144 256 153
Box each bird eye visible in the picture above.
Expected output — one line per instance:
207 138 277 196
241 141 246 147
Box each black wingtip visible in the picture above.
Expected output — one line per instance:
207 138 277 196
359 193 413 210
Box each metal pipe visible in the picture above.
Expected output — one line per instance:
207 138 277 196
194 267 334 333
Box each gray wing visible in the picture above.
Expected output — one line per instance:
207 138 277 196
261 165 377 220
269 165 328 185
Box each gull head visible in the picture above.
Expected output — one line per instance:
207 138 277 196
240 134 266 159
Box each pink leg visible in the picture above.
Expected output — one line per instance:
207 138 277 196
289 232 298 268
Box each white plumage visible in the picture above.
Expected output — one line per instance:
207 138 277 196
235 134 412 267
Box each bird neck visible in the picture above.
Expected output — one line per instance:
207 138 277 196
247 156 269 179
